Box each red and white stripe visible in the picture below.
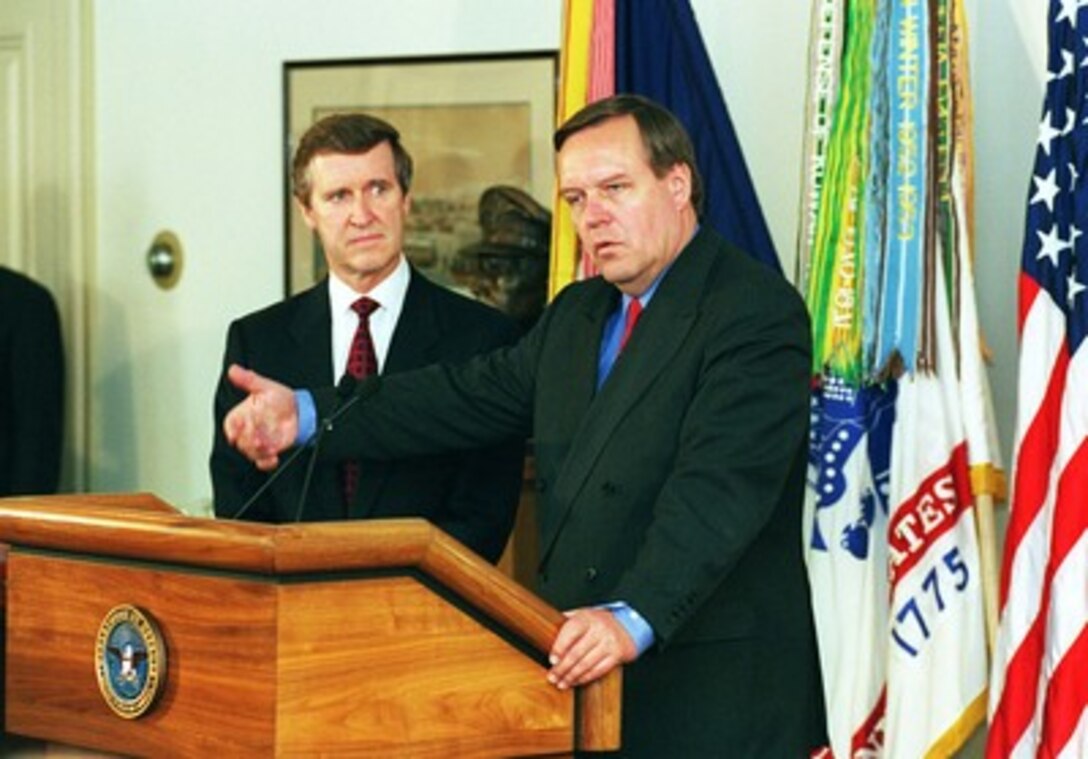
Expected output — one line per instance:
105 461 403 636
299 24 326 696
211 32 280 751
986 274 1088 758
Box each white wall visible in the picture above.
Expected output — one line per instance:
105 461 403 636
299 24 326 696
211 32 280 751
92 1 1044 515
972 0 1047 475
91 0 561 510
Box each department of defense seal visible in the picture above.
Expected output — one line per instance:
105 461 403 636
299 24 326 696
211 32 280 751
94 604 167 719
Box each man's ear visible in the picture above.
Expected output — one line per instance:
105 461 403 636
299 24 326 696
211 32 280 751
666 163 693 210
294 195 317 231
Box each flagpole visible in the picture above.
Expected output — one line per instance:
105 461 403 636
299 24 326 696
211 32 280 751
973 493 999 653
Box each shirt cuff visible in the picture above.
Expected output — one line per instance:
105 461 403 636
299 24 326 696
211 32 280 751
599 601 655 656
294 390 317 445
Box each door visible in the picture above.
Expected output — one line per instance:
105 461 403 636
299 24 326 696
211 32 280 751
0 0 92 490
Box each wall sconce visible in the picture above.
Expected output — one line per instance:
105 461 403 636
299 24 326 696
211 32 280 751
146 230 183 290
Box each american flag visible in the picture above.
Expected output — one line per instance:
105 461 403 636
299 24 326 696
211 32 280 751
986 2 1088 757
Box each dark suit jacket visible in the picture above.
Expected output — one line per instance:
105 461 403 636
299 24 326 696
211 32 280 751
210 268 525 563
312 228 825 756
0 267 64 496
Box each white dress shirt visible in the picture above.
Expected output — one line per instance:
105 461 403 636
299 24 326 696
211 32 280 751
327 255 410 381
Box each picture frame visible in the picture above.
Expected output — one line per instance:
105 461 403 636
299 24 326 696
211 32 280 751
283 52 557 308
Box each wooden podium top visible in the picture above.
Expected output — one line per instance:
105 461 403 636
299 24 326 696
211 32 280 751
0 492 560 650
0 493 621 754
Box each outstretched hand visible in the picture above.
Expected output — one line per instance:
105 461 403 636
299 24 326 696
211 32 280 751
223 364 299 471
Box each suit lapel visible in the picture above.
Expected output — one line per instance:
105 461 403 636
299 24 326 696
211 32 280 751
383 269 442 372
288 282 343 519
540 231 717 562
565 284 618 431
289 282 336 387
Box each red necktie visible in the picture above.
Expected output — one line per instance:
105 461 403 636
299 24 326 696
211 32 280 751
619 298 643 351
341 297 380 508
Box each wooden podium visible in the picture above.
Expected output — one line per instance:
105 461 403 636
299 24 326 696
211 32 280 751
0 494 620 757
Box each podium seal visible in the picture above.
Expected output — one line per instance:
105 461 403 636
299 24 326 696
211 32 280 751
94 604 167 719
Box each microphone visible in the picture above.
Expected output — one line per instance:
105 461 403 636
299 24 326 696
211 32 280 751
227 375 374 522
292 374 365 523
227 434 312 520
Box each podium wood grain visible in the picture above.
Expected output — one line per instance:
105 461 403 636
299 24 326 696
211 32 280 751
0 494 621 757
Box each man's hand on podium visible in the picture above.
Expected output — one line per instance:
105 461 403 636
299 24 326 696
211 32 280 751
546 607 637 690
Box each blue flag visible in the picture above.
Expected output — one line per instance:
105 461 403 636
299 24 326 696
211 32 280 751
615 0 781 273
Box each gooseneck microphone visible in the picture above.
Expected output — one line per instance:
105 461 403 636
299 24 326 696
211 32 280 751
227 436 311 521
227 376 376 522
291 375 371 522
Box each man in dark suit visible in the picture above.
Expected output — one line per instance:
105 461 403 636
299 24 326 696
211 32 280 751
223 96 825 755
0 266 64 496
210 113 524 564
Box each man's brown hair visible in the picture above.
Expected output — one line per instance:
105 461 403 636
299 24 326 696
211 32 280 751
292 112 414 205
554 94 704 215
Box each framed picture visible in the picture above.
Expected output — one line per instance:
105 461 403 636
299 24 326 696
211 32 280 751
284 52 557 324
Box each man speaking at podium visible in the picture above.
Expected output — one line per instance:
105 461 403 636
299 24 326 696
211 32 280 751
223 96 825 756
210 112 524 564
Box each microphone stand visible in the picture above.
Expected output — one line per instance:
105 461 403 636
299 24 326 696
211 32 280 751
227 376 374 522
291 385 368 523
228 438 312 521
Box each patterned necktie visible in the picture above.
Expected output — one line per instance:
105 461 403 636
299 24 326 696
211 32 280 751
619 298 643 351
341 296 380 508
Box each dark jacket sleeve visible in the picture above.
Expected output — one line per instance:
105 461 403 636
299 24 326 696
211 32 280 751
3 282 64 494
310 295 550 463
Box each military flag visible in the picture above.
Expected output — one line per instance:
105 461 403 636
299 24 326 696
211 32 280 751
800 1 1002 756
